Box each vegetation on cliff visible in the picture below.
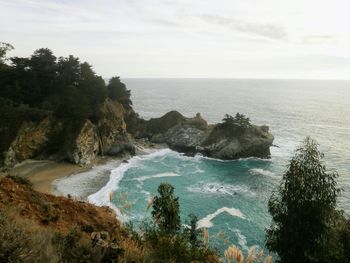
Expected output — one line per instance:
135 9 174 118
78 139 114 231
0 175 222 262
0 43 132 120
0 43 133 166
0 175 131 262
0 43 275 167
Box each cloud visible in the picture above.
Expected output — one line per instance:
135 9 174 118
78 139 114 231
150 18 181 27
302 35 337 45
198 14 287 41
1 0 350 78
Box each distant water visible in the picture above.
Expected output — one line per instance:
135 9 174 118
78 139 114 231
87 79 350 253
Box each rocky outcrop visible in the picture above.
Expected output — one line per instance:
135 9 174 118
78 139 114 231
65 99 136 165
149 113 211 154
200 124 274 159
3 99 136 168
66 120 99 165
2 96 273 168
4 117 54 167
134 111 274 159
97 99 126 153
97 99 135 156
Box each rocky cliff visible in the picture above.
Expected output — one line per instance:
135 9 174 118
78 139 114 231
2 101 274 168
128 111 274 159
2 99 135 168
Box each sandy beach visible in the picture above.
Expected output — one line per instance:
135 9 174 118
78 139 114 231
8 158 104 195
6 141 167 196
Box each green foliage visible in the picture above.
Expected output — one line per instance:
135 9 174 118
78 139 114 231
57 55 80 87
185 214 200 251
222 113 251 129
146 231 192 262
0 45 130 124
322 211 350 263
54 85 92 120
151 183 181 235
266 137 342 263
0 45 134 160
107 76 132 109
142 183 220 262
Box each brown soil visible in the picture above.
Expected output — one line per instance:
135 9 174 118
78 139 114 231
0 175 121 234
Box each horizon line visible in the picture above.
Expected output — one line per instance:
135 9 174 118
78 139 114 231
115 77 350 81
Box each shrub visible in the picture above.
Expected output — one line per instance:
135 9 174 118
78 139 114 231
222 113 251 130
224 245 272 263
52 228 104 263
0 210 56 263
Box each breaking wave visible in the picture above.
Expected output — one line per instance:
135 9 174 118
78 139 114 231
197 207 246 228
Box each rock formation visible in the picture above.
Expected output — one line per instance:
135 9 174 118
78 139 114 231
66 120 99 165
128 111 274 159
2 100 273 168
2 99 135 167
4 117 55 167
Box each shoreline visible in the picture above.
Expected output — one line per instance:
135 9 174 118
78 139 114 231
7 141 168 197
7 157 110 195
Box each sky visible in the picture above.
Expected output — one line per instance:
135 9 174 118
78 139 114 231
1 0 350 79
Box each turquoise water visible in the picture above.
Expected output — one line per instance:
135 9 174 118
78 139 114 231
109 149 278 251
88 79 350 253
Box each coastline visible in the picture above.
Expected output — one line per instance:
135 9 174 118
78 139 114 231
7 140 168 198
7 157 108 195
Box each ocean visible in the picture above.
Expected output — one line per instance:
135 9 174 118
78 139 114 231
57 79 350 253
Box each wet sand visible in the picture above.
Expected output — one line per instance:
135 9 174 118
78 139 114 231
8 159 100 195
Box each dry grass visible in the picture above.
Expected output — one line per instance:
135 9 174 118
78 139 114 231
118 237 147 262
0 176 120 233
201 228 210 250
0 209 58 263
224 245 272 263
146 195 155 211
112 191 132 214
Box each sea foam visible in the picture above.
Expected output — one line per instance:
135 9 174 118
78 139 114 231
53 160 119 199
188 182 251 197
136 172 181 182
197 207 246 228
87 148 173 221
232 228 249 251
249 168 276 178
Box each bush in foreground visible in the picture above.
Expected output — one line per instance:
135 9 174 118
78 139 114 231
266 137 350 263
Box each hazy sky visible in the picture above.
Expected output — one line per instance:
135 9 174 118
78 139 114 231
1 0 350 79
